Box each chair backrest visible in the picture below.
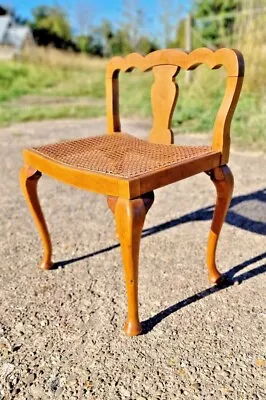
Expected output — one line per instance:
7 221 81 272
106 48 244 164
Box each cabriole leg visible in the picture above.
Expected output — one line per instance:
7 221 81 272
107 192 154 336
207 165 234 283
20 165 53 270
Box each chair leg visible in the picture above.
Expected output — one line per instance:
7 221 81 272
20 165 53 270
207 165 234 284
107 192 154 336
107 196 120 239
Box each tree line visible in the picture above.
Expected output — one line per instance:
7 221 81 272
3 0 241 56
29 4 159 56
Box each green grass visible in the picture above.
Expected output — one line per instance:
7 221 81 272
0 60 265 149
0 104 104 126
0 61 106 125
0 61 106 101
0 62 67 102
119 67 266 149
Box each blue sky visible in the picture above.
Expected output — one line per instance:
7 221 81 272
7 0 192 37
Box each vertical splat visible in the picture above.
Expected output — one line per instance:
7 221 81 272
149 65 179 144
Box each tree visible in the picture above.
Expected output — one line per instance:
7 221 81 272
159 0 184 47
193 0 241 46
97 20 114 57
76 34 103 56
32 6 72 42
121 0 145 51
109 28 130 55
75 1 94 36
169 18 186 48
31 6 77 50
137 36 158 54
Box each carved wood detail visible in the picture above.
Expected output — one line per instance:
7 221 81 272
106 48 244 160
149 65 179 144
206 165 234 283
20 164 53 270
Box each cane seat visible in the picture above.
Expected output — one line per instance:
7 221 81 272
23 133 221 198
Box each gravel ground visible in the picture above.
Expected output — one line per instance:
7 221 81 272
0 118 265 400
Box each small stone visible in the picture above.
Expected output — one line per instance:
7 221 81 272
12 376 19 386
120 386 130 397
51 377 60 393
15 322 24 333
55 387 64 397
192 382 201 391
0 338 12 351
1 363 15 379
256 358 266 368
222 385 234 393
30 385 44 398
84 380 93 389
12 343 22 352
176 368 186 375
12 387 21 396
66 375 77 387
216 374 226 382
25 373 36 384
221 369 231 377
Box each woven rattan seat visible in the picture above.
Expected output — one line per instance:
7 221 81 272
30 133 215 179
20 48 244 337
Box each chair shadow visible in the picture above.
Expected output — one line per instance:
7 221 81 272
52 188 266 334
142 187 266 238
53 188 266 269
141 251 266 334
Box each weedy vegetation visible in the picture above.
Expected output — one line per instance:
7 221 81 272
0 1 265 149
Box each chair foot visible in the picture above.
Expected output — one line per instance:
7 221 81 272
107 192 154 336
20 165 53 270
124 320 142 336
39 260 54 271
207 165 234 284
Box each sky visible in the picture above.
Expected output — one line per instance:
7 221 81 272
5 0 192 38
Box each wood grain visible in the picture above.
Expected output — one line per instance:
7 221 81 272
106 47 244 160
23 146 221 200
149 65 179 144
20 165 53 270
206 165 234 283
20 47 244 336
109 192 154 336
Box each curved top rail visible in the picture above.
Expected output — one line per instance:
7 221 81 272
106 48 244 78
106 48 244 164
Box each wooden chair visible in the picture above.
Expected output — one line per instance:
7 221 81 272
20 48 244 336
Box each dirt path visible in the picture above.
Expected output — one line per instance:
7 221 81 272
0 118 265 399
8 95 105 109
